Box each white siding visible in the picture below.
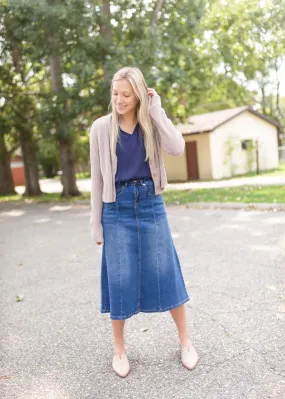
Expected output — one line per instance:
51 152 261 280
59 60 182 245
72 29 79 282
162 133 213 181
210 111 279 179
11 161 24 168
162 150 187 182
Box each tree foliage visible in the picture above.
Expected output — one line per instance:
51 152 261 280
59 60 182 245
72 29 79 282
0 0 284 195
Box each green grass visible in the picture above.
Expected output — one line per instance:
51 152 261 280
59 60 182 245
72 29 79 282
76 172 91 179
1 185 284 204
221 163 285 180
0 192 90 203
163 185 285 204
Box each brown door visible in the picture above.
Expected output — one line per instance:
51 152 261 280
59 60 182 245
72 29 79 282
186 141 199 180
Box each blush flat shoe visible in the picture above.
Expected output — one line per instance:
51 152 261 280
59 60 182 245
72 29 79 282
180 343 199 370
112 353 130 378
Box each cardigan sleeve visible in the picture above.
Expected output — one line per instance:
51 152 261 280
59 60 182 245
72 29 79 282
149 95 185 156
89 121 104 243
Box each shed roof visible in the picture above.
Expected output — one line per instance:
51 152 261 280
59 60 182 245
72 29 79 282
176 105 280 135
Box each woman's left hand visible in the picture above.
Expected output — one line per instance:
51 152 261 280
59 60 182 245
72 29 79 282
147 88 159 97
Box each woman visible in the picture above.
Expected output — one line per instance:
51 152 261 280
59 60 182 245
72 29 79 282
89 67 199 378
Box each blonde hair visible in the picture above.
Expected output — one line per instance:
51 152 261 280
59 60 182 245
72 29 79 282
108 67 156 164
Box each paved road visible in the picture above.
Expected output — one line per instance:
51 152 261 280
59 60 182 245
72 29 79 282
1 202 285 399
15 174 285 195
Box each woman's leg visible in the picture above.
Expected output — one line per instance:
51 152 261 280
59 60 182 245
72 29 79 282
169 304 192 347
111 320 126 355
170 304 199 369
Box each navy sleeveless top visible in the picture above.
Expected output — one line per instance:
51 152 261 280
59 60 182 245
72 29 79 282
115 122 152 183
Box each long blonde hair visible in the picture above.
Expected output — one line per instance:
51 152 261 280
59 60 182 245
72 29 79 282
108 67 156 164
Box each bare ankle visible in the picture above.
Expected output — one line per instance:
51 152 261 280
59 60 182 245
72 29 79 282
178 332 192 347
114 342 126 355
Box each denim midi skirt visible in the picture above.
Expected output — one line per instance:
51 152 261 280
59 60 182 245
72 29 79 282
100 177 190 320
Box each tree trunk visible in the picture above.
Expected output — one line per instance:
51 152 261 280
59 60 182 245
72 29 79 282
0 134 17 195
261 84 266 115
151 0 165 28
9 40 42 196
59 139 81 197
48 50 81 197
274 63 284 147
100 0 113 83
20 132 42 196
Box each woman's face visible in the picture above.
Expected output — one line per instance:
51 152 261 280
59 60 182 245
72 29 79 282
112 79 139 116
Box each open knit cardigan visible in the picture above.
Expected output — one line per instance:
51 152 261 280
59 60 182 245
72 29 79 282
89 95 185 243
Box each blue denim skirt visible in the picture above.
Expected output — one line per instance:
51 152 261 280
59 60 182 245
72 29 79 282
100 177 190 320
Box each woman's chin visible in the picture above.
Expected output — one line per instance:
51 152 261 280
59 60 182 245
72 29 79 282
116 106 137 116
117 108 129 115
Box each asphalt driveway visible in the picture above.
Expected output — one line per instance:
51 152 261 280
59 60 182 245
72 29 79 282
1 202 285 398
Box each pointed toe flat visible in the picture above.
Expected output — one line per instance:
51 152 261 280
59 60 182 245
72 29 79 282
181 344 199 370
112 353 130 378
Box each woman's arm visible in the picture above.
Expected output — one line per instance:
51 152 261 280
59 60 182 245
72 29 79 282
149 94 185 156
89 121 104 244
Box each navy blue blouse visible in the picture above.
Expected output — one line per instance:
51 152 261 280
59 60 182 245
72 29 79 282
115 123 152 183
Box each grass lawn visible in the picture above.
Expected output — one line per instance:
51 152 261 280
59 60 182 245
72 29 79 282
221 163 285 180
1 185 284 204
251 162 285 178
163 185 285 204
0 192 91 203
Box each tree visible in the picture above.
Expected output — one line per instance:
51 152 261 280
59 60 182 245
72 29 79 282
204 0 285 140
0 4 42 196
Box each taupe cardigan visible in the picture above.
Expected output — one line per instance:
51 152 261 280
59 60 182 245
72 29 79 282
89 95 185 243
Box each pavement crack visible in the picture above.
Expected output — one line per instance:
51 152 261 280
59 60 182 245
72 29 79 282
194 306 242 340
199 348 252 369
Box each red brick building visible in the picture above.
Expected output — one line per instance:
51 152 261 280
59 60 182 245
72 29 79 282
10 150 25 186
